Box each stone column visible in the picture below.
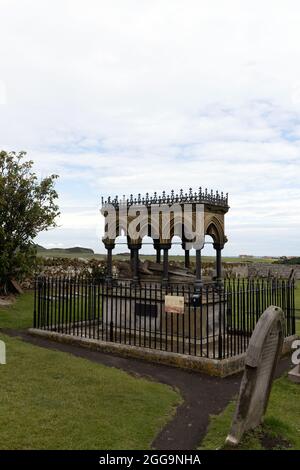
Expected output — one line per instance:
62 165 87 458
130 248 134 273
184 250 190 269
194 248 202 291
161 244 171 285
129 244 141 284
154 241 161 263
182 243 190 269
214 243 224 285
105 242 115 282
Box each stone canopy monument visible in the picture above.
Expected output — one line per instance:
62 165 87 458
99 188 230 354
31 186 296 377
226 306 285 446
101 188 229 287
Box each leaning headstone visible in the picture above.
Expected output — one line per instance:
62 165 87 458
225 306 285 446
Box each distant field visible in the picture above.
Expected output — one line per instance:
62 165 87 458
37 250 106 260
37 250 277 264
140 255 278 263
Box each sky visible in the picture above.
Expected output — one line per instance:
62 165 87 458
0 0 300 256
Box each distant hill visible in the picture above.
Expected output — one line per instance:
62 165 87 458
34 244 48 252
35 245 94 255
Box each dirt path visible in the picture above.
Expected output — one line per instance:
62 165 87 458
0 328 291 450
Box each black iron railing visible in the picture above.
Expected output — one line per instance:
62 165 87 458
34 277 295 360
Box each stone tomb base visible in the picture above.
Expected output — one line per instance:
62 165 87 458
101 284 226 357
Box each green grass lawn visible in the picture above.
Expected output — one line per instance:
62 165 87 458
200 280 300 450
0 292 34 329
200 375 300 450
0 334 180 450
0 280 299 450
0 294 181 449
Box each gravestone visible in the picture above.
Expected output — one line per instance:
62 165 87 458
0 340 6 364
225 305 285 446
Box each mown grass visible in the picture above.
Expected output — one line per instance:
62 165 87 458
0 292 34 329
200 375 300 450
0 288 104 331
0 333 180 450
0 280 299 450
200 281 300 450
0 294 181 449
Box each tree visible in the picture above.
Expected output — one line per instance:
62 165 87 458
0 151 59 293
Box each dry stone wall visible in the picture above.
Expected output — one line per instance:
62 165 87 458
248 263 300 279
20 259 299 290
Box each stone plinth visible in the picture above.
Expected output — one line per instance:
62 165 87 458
102 284 226 342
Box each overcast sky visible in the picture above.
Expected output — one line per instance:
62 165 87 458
1 0 300 256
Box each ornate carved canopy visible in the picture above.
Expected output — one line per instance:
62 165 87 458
101 187 229 249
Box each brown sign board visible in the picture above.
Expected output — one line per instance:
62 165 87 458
165 295 185 314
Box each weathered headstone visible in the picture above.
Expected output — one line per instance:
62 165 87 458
0 340 6 365
225 305 285 446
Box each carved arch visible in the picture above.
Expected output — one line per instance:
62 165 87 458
205 216 225 246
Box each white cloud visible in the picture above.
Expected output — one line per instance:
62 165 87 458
0 80 7 105
0 0 300 255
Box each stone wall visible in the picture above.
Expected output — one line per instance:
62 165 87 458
248 263 300 279
221 262 300 279
222 263 249 278
22 259 299 290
